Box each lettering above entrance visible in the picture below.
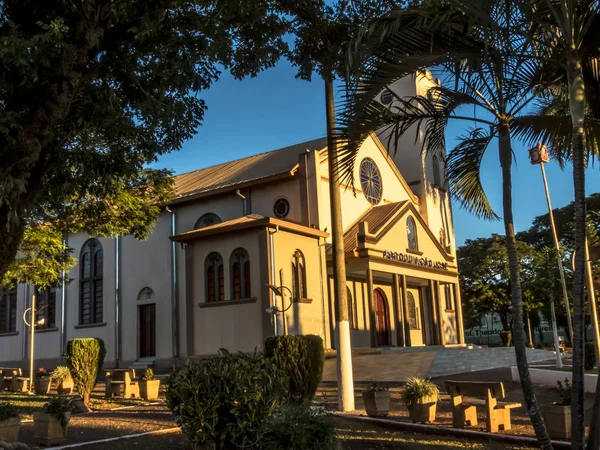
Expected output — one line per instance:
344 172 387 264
383 250 448 270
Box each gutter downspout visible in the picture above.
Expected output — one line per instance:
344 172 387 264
236 189 247 215
61 235 68 355
269 226 279 336
168 207 180 359
115 236 121 367
22 285 29 360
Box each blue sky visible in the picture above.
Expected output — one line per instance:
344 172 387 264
153 60 600 247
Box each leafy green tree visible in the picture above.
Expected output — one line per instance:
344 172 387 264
0 0 288 282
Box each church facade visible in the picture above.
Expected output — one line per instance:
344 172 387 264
0 73 465 368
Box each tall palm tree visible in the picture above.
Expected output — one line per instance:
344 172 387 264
337 1 577 447
518 3 600 446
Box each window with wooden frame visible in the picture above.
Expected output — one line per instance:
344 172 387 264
444 284 454 310
347 286 358 330
406 216 419 251
230 248 251 300
35 288 56 329
291 250 307 301
407 292 419 329
0 289 17 334
205 252 224 302
79 239 103 325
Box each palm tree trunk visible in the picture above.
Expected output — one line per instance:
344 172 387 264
567 61 587 450
498 124 553 449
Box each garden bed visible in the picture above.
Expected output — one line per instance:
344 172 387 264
510 366 598 393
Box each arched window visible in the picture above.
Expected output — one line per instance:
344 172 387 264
407 292 419 329
432 155 442 186
347 287 357 330
80 239 103 325
0 289 17 334
137 287 155 301
194 213 222 230
406 216 418 251
205 252 224 302
230 248 251 300
291 250 307 300
35 288 56 329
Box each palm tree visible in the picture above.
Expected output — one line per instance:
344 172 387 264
518 3 600 446
337 1 565 447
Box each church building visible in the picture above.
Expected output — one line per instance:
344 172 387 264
0 73 465 369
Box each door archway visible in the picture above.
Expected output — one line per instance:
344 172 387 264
374 289 390 346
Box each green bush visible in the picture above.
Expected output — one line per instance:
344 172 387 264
264 405 338 450
65 338 106 405
264 335 324 404
585 342 596 371
0 402 18 421
166 349 284 450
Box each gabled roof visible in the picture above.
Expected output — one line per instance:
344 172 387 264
171 138 327 204
170 214 329 242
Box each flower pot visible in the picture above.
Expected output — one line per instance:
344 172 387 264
499 331 512 347
33 412 71 446
541 404 571 440
0 417 20 442
34 376 52 394
57 379 74 395
139 379 160 401
407 394 438 423
362 391 390 418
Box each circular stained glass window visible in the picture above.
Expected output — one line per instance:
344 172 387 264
273 198 290 218
359 158 383 205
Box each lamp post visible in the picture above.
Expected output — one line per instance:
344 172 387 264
265 284 294 336
23 294 46 394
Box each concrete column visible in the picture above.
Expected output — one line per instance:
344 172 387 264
400 275 412 347
453 283 465 344
435 281 446 345
392 274 405 347
428 280 440 345
366 269 377 347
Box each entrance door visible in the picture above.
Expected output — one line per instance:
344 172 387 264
374 289 390 346
139 304 156 358
407 288 424 346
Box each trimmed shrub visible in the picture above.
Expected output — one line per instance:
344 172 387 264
585 342 596 371
166 349 284 450
264 404 339 450
264 335 324 404
65 338 106 405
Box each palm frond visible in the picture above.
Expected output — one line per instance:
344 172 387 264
447 127 499 220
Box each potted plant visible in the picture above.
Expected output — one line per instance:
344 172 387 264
499 331 512 347
34 368 52 395
362 382 390 418
51 366 74 395
401 377 439 423
33 396 72 446
139 368 160 401
0 402 20 442
541 378 571 440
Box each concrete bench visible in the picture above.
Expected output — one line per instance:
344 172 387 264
105 369 139 398
445 380 521 433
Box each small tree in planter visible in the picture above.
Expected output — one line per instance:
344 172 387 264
65 338 106 405
34 368 52 395
0 402 20 442
51 366 74 395
139 369 160 401
541 378 571 440
401 377 439 423
362 383 390 418
33 396 72 446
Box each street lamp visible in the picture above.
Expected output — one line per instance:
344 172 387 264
265 284 294 336
23 294 46 394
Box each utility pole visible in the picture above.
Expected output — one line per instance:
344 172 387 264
325 76 355 411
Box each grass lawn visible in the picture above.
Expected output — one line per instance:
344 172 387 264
80 416 537 450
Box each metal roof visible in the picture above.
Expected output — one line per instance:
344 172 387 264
172 138 327 203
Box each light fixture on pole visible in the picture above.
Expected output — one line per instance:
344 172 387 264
23 295 46 394
265 284 294 336
528 143 566 368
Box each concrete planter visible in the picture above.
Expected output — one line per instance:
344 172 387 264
407 395 438 424
362 391 391 418
0 417 20 442
139 379 160 401
33 412 71 446
34 376 52 395
56 379 74 395
541 404 571 440
511 366 598 393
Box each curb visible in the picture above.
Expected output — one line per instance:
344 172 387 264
334 413 571 449
45 427 180 449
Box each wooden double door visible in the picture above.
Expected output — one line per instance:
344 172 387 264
374 289 390 346
139 304 156 358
